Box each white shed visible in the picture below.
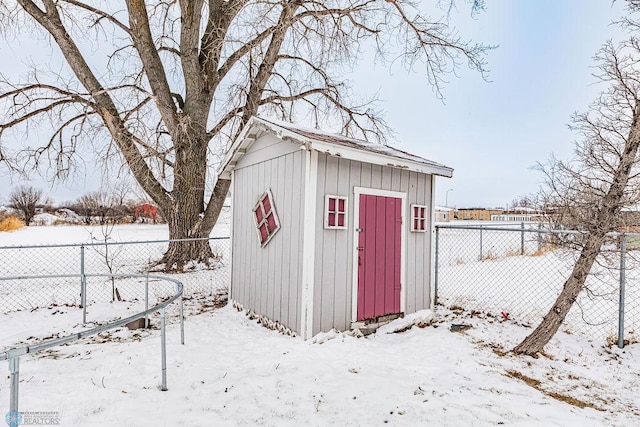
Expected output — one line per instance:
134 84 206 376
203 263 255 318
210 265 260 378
219 117 453 339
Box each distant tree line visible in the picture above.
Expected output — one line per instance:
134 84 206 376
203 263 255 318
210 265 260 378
0 185 163 226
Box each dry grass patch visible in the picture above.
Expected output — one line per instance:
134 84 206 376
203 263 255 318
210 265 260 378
506 370 604 411
505 248 521 257
0 216 25 232
481 249 498 261
531 243 557 257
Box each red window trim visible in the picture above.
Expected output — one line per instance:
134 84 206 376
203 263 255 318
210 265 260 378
324 195 348 229
411 204 428 232
253 189 281 246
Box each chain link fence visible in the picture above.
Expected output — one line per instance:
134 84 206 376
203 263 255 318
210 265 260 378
0 237 231 314
435 223 639 342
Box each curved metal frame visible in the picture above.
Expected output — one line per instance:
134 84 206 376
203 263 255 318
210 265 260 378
0 273 185 426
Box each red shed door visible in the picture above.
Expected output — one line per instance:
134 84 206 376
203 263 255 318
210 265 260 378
357 194 402 321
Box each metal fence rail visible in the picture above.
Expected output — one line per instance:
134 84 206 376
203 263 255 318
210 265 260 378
435 223 638 345
0 236 231 314
0 236 226 426
1 273 185 427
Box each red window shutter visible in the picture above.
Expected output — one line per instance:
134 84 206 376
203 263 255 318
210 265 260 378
254 189 281 246
410 204 428 232
259 224 268 242
262 195 271 213
267 213 277 231
324 195 348 229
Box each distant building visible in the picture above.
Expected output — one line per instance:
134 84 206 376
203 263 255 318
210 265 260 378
491 206 543 222
435 206 454 222
456 208 503 221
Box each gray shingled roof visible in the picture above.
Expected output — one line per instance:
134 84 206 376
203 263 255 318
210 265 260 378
259 118 450 170
220 116 454 178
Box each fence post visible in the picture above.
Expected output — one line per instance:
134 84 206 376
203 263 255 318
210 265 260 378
80 244 87 324
520 222 525 255
537 222 542 252
434 226 439 305
7 347 27 427
145 274 149 328
479 225 483 261
160 307 167 391
618 233 627 349
179 284 185 345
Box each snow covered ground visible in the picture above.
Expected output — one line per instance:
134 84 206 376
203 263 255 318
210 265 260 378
0 302 638 426
1 222 639 425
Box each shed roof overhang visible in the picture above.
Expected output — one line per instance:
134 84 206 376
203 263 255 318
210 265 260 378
219 117 454 179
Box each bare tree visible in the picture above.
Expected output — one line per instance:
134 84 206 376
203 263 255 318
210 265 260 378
102 180 135 222
0 0 489 270
88 222 124 302
72 191 105 224
508 195 535 211
8 185 44 225
72 187 134 224
513 4 640 355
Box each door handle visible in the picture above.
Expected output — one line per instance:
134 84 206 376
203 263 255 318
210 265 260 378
356 247 364 251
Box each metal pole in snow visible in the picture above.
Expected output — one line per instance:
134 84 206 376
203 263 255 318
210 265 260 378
479 226 483 261
618 234 627 349
161 307 167 391
537 222 542 252
80 244 87 324
145 274 149 328
7 348 27 427
520 222 525 255
434 226 439 306
179 284 185 345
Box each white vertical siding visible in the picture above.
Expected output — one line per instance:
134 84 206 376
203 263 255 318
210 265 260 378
230 147 306 334
312 153 433 334
231 143 434 337
407 170 432 313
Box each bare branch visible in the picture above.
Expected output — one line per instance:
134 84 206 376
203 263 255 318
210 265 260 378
125 0 177 131
58 0 131 35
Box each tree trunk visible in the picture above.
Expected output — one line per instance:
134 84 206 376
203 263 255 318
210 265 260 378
512 233 605 356
159 176 229 271
513 98 640 356
155 129 229 272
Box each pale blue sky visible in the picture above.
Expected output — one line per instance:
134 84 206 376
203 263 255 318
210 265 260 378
361 0 627 208
0 1 629 207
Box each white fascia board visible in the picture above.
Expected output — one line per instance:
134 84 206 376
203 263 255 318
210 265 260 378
307 140 453 178
218 117 266 179
228 169 235 301
429 176 437 311
300 149 318 339
251 117 452 176
220 116 453 179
